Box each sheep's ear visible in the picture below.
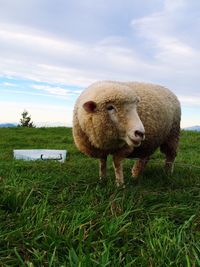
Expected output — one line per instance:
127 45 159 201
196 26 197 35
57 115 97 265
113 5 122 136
83 101 97 112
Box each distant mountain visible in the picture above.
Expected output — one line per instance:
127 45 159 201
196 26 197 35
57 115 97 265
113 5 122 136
184 125 200 131
0 123 17 128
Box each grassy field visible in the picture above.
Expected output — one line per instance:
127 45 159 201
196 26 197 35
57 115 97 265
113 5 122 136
0 127 200 266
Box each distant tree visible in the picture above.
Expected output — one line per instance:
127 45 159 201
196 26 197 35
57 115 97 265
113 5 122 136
18 110 35 128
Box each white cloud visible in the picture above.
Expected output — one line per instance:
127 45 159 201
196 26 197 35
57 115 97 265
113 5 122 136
31 85 82 96
131 3 196 61
178 96 200 107
2 82 16 87
1 88 69 100
164 0 187 11
0 24 158 86
1 10 199 97
130 0 200 99
0 26 84 56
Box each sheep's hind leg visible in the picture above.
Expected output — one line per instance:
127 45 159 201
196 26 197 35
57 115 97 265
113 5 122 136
160 122 180 174
99 157 107 180
160 137 179 174
160 143 177 174
132 157 149 178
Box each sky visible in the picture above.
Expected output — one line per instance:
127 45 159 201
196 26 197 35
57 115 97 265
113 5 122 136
0 0 200 127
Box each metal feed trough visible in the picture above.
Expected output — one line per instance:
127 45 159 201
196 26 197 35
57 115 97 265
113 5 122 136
13 149 67 163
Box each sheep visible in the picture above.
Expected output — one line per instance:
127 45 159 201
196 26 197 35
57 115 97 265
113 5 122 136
73 81 181 186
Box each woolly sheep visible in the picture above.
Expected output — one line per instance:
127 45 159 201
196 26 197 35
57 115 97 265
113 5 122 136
73 81 181 186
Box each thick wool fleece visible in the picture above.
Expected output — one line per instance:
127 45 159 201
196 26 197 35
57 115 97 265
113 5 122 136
73 81 181 183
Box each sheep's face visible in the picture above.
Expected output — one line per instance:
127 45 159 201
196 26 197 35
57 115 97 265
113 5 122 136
104 99 145 148
82 95 145 150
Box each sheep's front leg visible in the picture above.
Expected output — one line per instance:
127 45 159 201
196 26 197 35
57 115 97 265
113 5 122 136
113 155 125 187
99 157 107 180
132 157 149 178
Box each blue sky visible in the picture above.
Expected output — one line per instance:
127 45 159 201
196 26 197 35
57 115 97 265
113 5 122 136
0 0 200 127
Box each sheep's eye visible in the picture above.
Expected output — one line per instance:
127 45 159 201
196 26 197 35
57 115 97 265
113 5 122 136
106 105 115 111
135 97 140 104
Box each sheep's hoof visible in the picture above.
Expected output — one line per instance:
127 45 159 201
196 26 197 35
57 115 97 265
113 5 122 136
116 182 126 188
132 168 139 177
132 171 140 180
164 163 174 175
132 174 139 180
132 172 141 185
99 177 106 185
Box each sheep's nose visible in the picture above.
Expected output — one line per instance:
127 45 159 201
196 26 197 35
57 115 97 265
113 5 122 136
135 130 145 140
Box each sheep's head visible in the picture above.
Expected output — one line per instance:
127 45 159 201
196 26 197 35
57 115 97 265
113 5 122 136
79 82 145 150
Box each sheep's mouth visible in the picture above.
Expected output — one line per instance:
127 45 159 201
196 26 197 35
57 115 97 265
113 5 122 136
125 136 142 147
131 139 141 147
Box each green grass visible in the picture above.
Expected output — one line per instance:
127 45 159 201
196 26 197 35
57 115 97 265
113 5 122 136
0 127 200 266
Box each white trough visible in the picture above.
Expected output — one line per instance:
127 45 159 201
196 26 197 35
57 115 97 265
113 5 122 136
13 149 67 163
